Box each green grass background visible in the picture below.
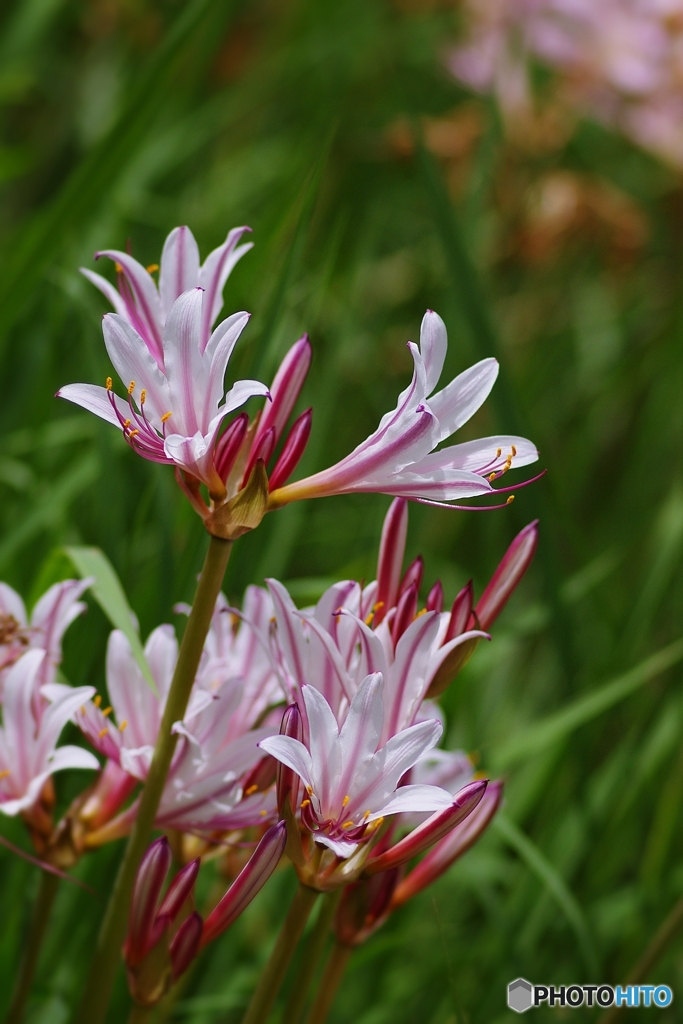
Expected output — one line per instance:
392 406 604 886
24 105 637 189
1 0 683 1021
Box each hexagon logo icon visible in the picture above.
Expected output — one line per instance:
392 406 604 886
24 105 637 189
508 978 533 1013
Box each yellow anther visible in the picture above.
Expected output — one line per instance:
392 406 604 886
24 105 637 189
364 610 375 626
115 262 123 273
506 495 515 505
98 728 109 739
342 795 350 808
119 720 128 732
139 389 146 405
511 445 517 457
503 457 512 473
488 472 497 482
415 608 427 618
306 785 313 795
368 816 384 831
260 810 268 817
496 448 502 457
301 799 311 809
123 419 131 428
129 429 140 437
245 784 259 796
105 377 113 391
94 695 102 707
0 769 10 779
146 263 159 274
341 820 355 829
79 706 85 715
128 381 136 395
373 601 385 612
102 707 112 717
161 411 173 423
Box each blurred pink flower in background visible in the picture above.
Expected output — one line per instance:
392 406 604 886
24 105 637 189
450 0 683 168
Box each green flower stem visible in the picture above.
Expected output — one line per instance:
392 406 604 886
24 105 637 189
600 891 683 1024
241 882 319 1024
76 536 233 1024
6 871 60 1024
128 1003 153 1024
282 890 342 1024
305 941 351 1024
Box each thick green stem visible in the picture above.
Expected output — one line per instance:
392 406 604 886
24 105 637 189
241 882 319 1024
128 1003 153 1024
6 871 60 1024
305 942 352 1024
282 891 341 1024
600 892 683 1024
75 536 233 1024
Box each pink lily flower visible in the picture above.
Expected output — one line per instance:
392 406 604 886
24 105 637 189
259 674 468 860
81 224 253 359
0 649 98 818
58 287 269 496
0 578 91 699
268 310 539 511
53 611 279 839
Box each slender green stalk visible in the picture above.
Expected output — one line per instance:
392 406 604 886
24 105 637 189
6 871 60 1024
282 891 342 1024
241 882 319 1024
600 892 683 1024
305 941 352 1024
128 1003 153 1024
75 536 233 1024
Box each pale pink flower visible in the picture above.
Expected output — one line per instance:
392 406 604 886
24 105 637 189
0 578 91 698
80 224 253 361
450 0 683 169
58 288 269 494
259 674 473 859
268 310 537 511
0 650 98 817
53 610 279 836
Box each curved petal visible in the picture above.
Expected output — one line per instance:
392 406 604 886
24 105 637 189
80 268 128 318
198 226 253 347
429 357 499 443
95 251 163 359
420 310 448 395
220 379 271 418
368 783 453 819
57 383 133 429
102 315 170 424
163 288 206 436
258 735 314 790
426 435 539 475
159 226 200 318
203 312 251 423
302 685 342 807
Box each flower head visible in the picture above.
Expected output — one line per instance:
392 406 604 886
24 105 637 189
268 310 538 511
0 649 98 820
259 675 462 860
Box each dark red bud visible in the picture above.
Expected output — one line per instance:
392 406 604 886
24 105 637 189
391 583 418 646
170 912 203 979
426 580 444 613
444 580 474 643
215 413 249 481
276 704 303 815
399 556 424 599
268 408 312 491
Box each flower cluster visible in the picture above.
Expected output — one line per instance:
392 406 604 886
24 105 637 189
450 0 683 169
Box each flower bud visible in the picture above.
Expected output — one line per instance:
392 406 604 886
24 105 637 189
426 579 444 613
391 583 418 645
201 821 287 946
276 704 303 815
364 780 487 876
474 521 538 630
268 408 313 491
375 498 408 625
444 580 473 643
170 912 203 980
398 556 424 599
215 413 249 481
335 869 402 947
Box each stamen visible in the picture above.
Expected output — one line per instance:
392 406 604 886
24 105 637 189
94 695 102 707
146 263 159 274
0 769 10 779
373 601 385 612
139 389 146 405
488 472 496 482
119 720 128 732
161 411 173 423
102 707 112 717
123 419 131 428
128 381 136 395
511 445 517 456
79 706 85 714
245 784 259 796
341 820 355 829
496 448 502 457
301 799 311 809
342 795 350 807
129 429 140 437
105 377 113 391
506 496 515 504
364 610 375 626
98 728 109 739
260 810 268 817
115 262 123 273
415 608 427 619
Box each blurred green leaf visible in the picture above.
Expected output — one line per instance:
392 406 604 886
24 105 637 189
65 545 156 694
